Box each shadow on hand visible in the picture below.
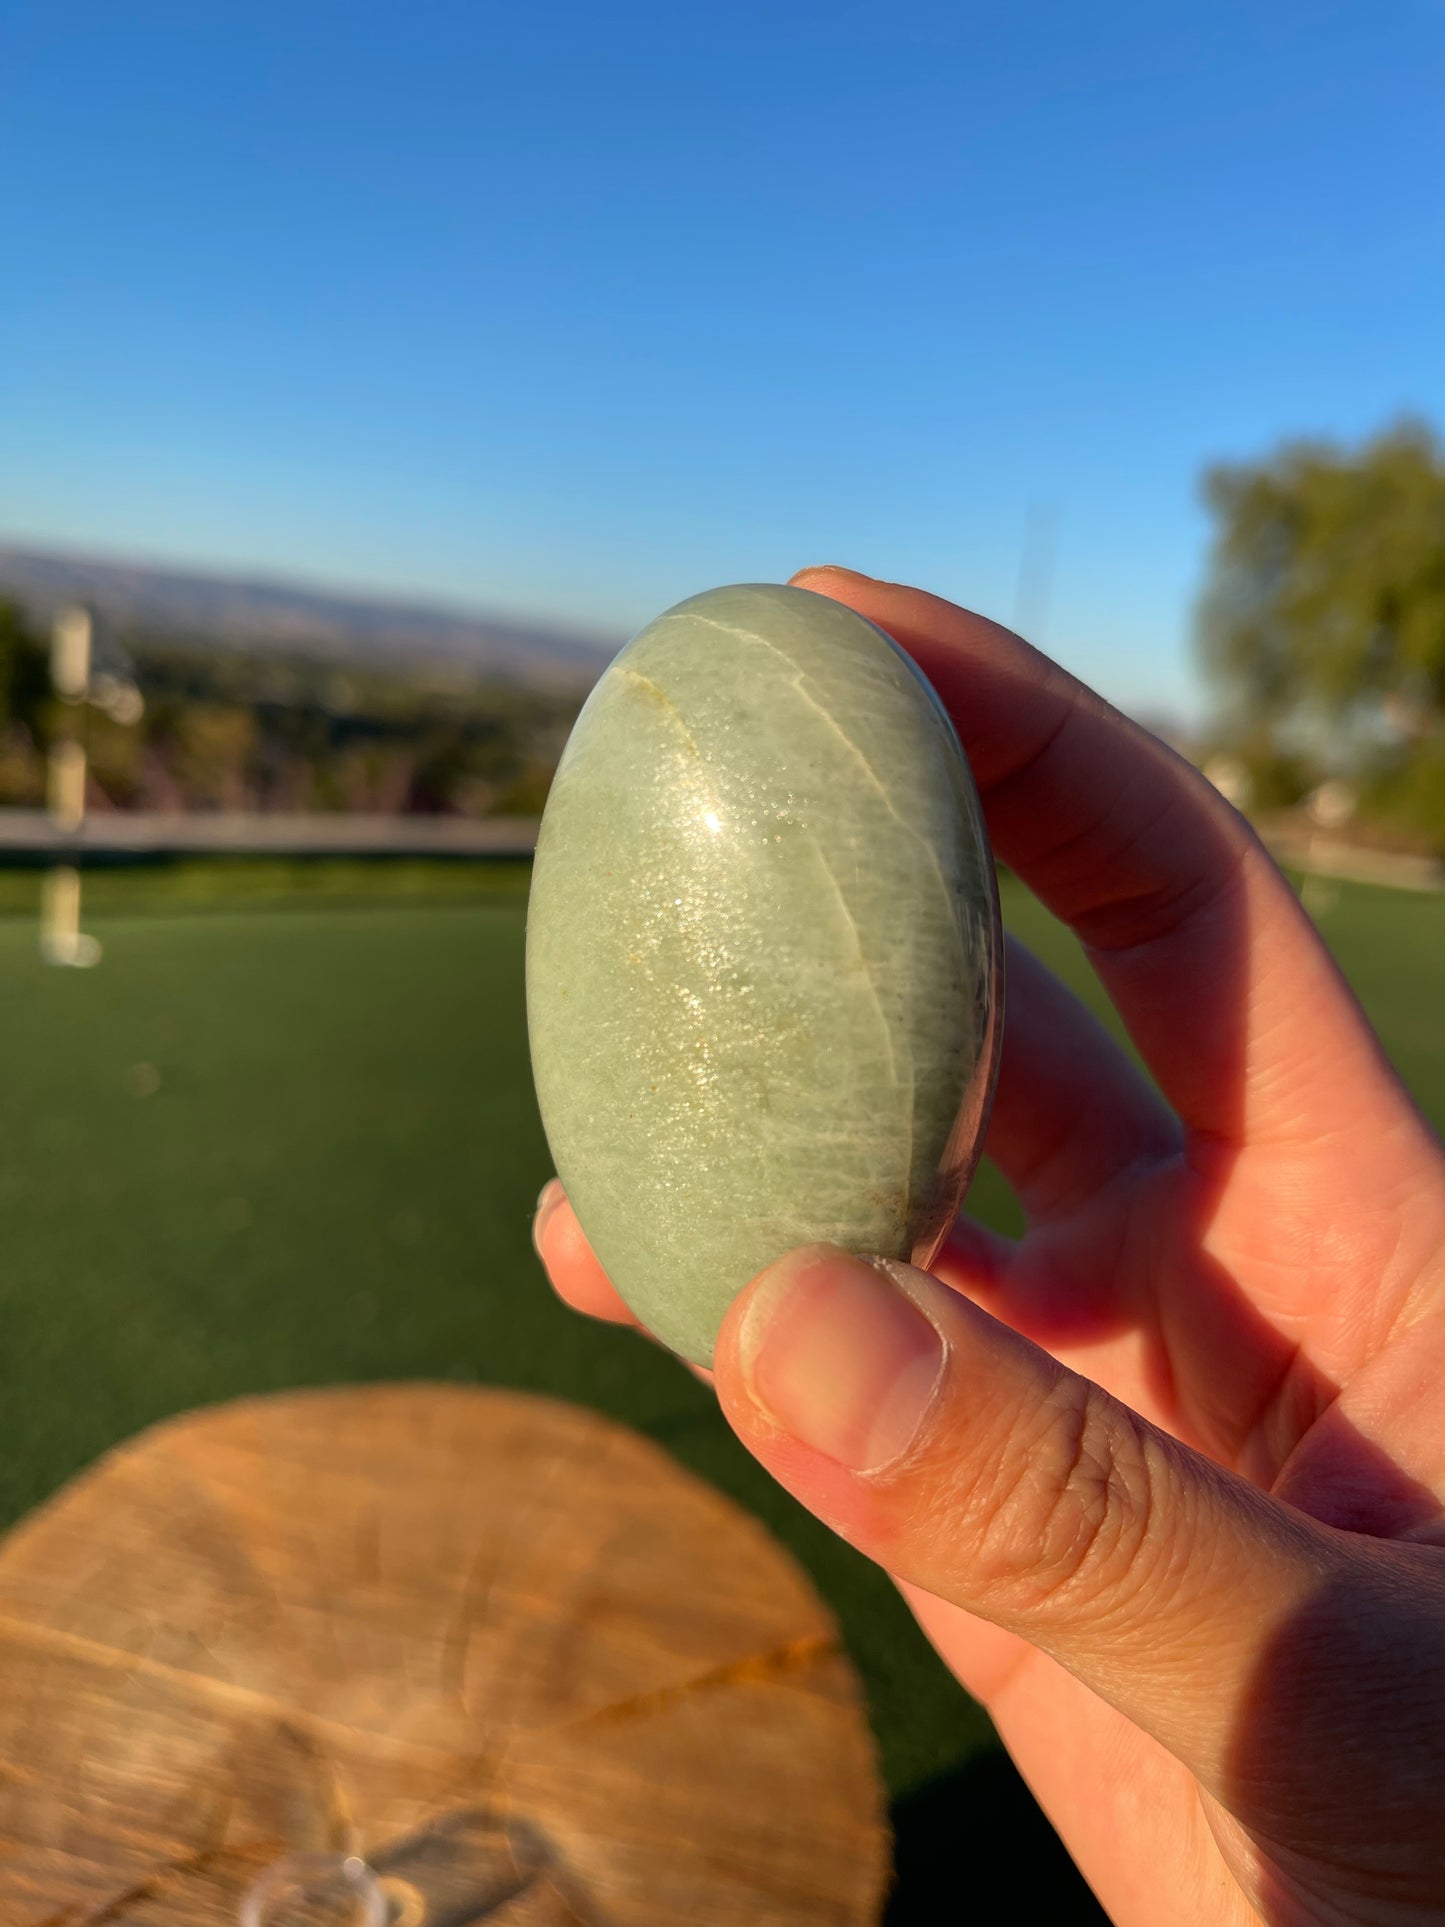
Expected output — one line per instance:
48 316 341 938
1217 1428 1445 1926
908 644 1445 1921
885 1749 1109 1925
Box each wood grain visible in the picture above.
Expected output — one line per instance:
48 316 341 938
0 1385 888 1925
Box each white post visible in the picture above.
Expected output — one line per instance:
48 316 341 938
47 738 88 831
51 605 93 701
41 605 102 967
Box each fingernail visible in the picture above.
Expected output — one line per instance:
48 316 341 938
533 1178 564 1258
790 564 876 585
737 1246 946 1474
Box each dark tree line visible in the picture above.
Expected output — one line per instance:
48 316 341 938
0 600 586 817
1199 419 1445 850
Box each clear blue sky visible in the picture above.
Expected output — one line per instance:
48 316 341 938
4 1 1442 717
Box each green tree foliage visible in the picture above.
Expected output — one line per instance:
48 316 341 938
1199 420 1445 847
0 596 587 816
0 601 50 804
0 600 49 735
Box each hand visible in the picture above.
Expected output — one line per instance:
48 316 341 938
533 568 1445 1927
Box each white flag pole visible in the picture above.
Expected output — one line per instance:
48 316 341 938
41 605 102 967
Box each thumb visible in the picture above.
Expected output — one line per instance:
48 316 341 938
713 1243 1336 1784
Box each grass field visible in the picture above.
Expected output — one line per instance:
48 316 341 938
0 861 1439 1915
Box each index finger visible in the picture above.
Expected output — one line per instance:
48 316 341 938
791 567 1403 1149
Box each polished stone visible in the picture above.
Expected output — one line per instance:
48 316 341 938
526 583 1000 1366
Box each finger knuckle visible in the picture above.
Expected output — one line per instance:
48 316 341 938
972 1376 1159 1619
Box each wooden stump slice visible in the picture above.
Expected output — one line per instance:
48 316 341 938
0 1385 889 1925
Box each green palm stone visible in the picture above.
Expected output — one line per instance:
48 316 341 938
526 582 1001 1366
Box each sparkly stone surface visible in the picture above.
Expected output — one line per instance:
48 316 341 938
526 583 1000 1366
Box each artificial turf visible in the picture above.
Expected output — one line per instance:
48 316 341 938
0 862 1439 1889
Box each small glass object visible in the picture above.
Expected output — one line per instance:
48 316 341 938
238 1854 386 1927
238 1813 574 1924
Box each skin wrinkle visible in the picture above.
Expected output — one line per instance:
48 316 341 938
924 649 1080 796
999 1379 1159 1625
1070 803 1251 960
803 590 1248 949
1123 1174 1326 1480
916 1351 1073 1582
977 937 1181 1231
1002 751 1190 906
1196 1154 1433 1371
1240 1338 1318 1488
873 606 1257 970
1004 1076 1178 1227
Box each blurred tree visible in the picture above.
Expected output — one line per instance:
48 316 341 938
0 600 50 805
0 600 49 735
403 730 480 815
168 703 260 810
1199 420 1445 846
0 609 589 821
85 712 146 808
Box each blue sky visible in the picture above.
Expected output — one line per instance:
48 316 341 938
4 1 1442 717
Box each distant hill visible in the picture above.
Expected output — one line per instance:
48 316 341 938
0 541 617 686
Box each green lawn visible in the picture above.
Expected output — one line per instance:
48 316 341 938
0 863 1439 1914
